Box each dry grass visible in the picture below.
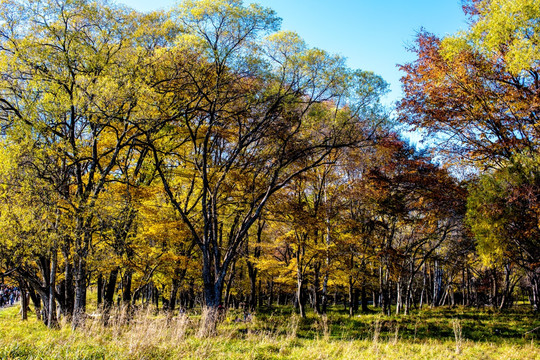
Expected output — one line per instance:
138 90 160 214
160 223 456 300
1 304 539 359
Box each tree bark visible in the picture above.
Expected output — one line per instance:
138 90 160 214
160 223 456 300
48 246 58 328
97 274 103 306
348 275 355 317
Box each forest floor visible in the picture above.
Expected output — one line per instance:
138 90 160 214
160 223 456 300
0 304 539 359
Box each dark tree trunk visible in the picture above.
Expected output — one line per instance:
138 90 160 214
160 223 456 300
267 279 274 308
48 247 58 328
169 278 179 312
27 286 41 321
247 261 257 310
73 253 87 328
348 275 355 317
104 268 118 308
188 280 195 309
152 285 159 310
97 274 103 306
225 261 237 309
63 257 74 319
312 262 321 314
122 271 132 304
361 281 369 312
19 281 28 321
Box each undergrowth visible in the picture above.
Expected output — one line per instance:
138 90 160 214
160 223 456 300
0 304 538 359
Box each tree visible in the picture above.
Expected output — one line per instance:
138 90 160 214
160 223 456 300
398 0 540 311
0 0 152 326
143 0 386 317
467 155 540 310
398 0 540 166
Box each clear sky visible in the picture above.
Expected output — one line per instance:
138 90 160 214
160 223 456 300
119 0 468 108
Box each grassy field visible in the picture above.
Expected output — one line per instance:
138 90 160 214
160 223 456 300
0 304 539 359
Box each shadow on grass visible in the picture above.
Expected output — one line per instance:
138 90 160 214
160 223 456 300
252 304 539 344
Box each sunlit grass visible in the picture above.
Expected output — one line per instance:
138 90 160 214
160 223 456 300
1 304 539 359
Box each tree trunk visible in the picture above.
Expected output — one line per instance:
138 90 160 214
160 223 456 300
72 253 87 328
169 278 179 312
104 268 118 308
20 284 28 321
247 261 257 310
395 279 402 315
27 286 41 321
122 271 132 305
361 281 369 312
528 272 540 312
48 247 58 328
267 279 274 308
297 277 306 318
312 262 321 314
63 250 74 319
224 261 237 309
97 274 103 306
348 275 354 317
296 244 306 318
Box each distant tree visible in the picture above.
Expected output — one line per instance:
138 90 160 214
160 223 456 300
467 155 540 310
398 0 540 310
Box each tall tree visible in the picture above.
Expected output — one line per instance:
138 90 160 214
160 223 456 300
144 0 386 316
0 0 151 326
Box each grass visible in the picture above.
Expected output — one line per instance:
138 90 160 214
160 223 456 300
0 304 539 359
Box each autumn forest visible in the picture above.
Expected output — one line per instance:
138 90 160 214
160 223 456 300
0 0 539 358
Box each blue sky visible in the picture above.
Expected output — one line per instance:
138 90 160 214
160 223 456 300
120 0 468 108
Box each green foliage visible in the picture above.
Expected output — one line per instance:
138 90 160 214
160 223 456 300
467 154 540 268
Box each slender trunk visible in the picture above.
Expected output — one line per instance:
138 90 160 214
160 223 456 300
72 251 87 328
152 285 159 310
405 277 414 315
491 268 498 307
395 279 401 315
20 283 28 321
361 281 368 312
267 279 274 308
27 286 41 321
499 264 511 310
97 274 103 306
48 247 58 328
348 275 354 317
466 267 471 306
224 261 237 309
321 177 331 315
312 262 321 314
247 261 257 310
529 273 540 312
63 246 74 319
420 263 426 309
170 278 179 312
322 269 329 314
297 276 305 318
122 271 132 304
296 245 306 318
104 268 118 308
380 262 390 316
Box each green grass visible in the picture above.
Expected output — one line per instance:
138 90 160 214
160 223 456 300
1 304 539 359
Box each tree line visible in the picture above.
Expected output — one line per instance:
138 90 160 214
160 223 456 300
0 0 538 330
